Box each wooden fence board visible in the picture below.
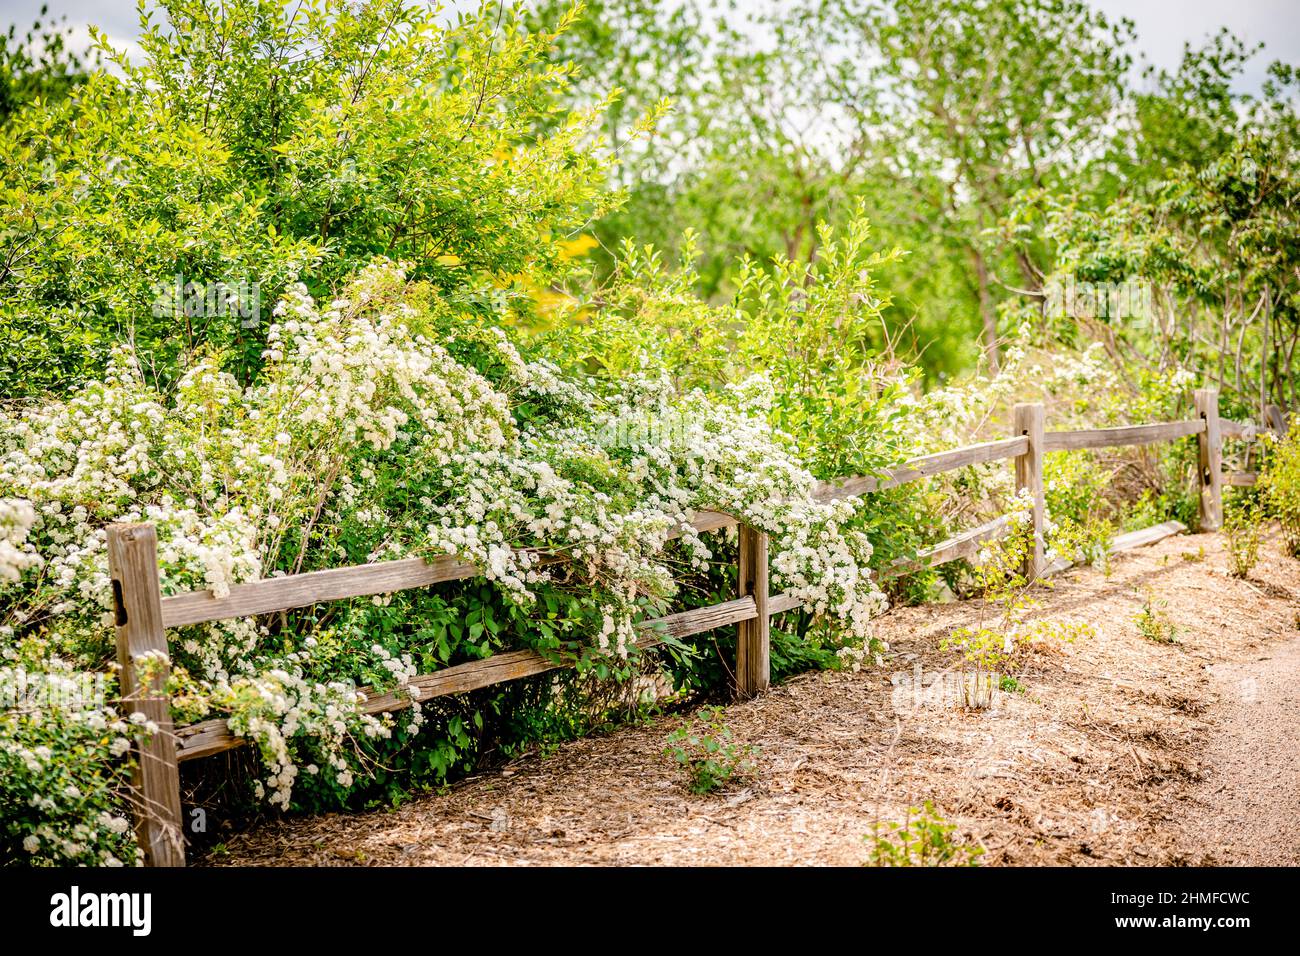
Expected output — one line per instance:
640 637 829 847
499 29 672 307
880 515 1012 580
1042 419 1204 452
1109 520 1188 552
160 554 480 629
107 525 186 866
176 595 761 762
1041 520 1188 577
814 436 1028 501
1195 389 1224 531
736 526 770 698
1015 403 1047 580
162 509 742 629
1220 419 1257 441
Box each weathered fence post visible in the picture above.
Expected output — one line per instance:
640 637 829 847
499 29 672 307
736 523 770 699
1265 402 1288 438
106 523 185 867
1194 388 1223 532
1013 403 1046 581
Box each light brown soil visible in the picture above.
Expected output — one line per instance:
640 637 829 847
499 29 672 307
1171 617 1300 864
208 530 1300 867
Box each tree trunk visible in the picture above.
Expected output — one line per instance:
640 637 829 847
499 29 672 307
1262 286 1272 413
969 246 1001 373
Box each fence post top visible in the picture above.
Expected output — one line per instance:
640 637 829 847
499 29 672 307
1012 403 1046 429
106 522 157 537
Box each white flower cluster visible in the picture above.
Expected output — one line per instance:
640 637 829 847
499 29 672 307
0 498 40 583
0 679 140 865
218 668 398 806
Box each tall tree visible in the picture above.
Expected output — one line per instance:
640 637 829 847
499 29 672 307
817 0 1134 369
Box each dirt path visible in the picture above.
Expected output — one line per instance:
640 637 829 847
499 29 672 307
1172 626 1300 864
208 530 1300 867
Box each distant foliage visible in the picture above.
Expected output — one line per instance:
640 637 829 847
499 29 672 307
0 5 95 123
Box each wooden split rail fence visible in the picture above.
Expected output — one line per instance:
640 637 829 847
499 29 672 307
105 389 1287 865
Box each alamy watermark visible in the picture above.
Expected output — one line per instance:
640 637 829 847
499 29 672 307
49 886 151 936
0 667 107 713
890 662 1006 713
150 274 262 329
1043 276 1152 325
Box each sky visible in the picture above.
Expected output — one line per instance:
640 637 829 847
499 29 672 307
1089 0 1299 92
3 0 1298 94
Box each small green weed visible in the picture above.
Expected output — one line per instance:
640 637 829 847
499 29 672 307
1224 500 1262 579
864 801 983 867
663 706 759 794
1134 588 1178 644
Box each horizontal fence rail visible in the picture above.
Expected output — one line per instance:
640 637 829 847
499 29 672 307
1221 420 1259 441
175 592 772 761
103 390 1288 865
160 510 740 629
881 514 1012 579
1042 419 1205 452
813 436 1029 501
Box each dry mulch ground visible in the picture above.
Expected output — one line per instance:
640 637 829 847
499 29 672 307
207 530 1300 867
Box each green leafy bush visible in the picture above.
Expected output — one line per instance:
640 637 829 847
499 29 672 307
545 216 919 480
0 673 146 866
1045 452 1115 568
1262 422 1300 556
1224 498 1263 579
541 214 949 608
0 7 96 123
0 0 618 394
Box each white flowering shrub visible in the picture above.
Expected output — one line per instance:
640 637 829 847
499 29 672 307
0 678 144 866
0 499 40 584
2 498 143 864
541 215 939 617
0 261 888 861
